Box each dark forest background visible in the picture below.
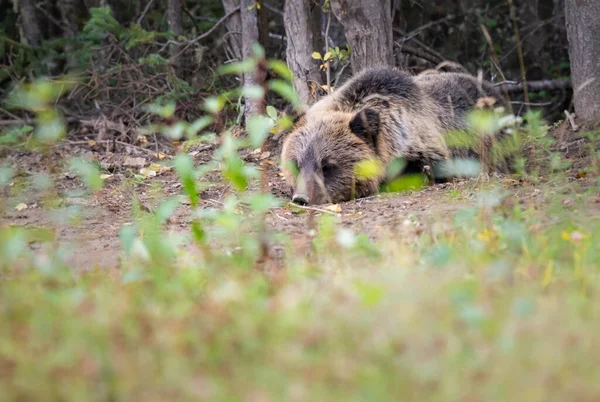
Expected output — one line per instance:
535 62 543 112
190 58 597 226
0 0 583 138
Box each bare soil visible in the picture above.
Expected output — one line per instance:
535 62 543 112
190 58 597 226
1 119 598 270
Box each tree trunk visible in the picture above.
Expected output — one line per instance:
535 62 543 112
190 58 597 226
222 0 243 61
168 0 185 77
240 0 266 117
331 0 393 73
565 0 600 123
15 0 42 46
284 0 323 107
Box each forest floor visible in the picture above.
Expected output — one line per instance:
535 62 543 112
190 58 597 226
1 118 596 271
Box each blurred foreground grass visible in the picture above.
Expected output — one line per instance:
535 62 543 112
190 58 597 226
3 57 600 401
2 179 600 401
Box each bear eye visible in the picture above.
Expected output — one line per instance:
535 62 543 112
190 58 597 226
321 161 338 178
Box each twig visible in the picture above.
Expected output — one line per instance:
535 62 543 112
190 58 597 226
507 0 530 111
63 140 164 155
173 6 241 60
136 0 156 24
399 14 455 42
499 79 571 93
564 110 579 131
510 101 553 106
325 9 332 94
396 44 444 65
479 23 513 113
287 202 341 216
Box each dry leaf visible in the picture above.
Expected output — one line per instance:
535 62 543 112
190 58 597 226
154 152 168 160
88 140 97 147
100 174 113 180
325 204 342 213
124 156 146 168
139 167 157 177
15 203 28 211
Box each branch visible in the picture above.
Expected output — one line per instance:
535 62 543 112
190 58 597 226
171 6 241 60
499 79 571 93
396 44 444 65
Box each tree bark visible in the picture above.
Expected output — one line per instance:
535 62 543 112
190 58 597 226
284 0 323 106
222 0 243 61
565 0 600 123
15 0 42 46
331 0 393 73
240 0 266 117
168 0 185 77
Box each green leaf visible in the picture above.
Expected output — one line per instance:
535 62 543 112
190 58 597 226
354 159 385 180
144 102 176 118
247 193 282 213
323 52 332 61
312 52 322 60
252 43 265 59
174 154 199 207
204 96 226 114
353 279 385 308
187 116 214 137
268 80 301 110
156 196 182 223
242 85 265 100
267 60 293 81
119 224 137 256
68 158 103 191
217 59 257 75
266 105 278 120
246 115 274 148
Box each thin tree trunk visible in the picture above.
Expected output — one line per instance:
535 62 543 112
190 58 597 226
168 0 185 77
222 0 243 61
565 0 600 123
240 0 266 117
331 0 394 73
284 0 323 106
14 0 42 46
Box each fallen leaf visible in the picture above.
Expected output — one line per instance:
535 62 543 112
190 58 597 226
139 167 157 177
100 174 113 180
154 152 168 160
88 140 97 147
325 204 342 213
124 157 146 168
15 203 28 211
260 151 271 160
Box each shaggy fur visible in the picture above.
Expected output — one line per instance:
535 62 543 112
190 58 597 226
280 67 503 205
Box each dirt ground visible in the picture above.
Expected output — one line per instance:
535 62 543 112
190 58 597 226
1 119 597 270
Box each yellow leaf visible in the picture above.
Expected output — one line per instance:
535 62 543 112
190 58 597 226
139 167 157 177
325 204 342 213
323 52 332 61
354 159 385 180
15 203 28 211
87 140 96 147
311 52 322 60
561 231 571 241
154 152 167 159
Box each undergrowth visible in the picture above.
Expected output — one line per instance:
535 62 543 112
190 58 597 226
1 44 600 402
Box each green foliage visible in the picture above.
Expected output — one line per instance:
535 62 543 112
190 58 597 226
1 36 598 401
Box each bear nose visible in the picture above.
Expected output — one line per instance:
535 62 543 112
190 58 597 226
292 193 309 206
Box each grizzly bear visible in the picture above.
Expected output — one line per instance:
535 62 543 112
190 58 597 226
280 66 506 205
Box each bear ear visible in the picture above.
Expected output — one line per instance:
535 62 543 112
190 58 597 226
349 108 380 153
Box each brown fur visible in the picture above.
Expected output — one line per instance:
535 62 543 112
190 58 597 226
281 67 503 205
